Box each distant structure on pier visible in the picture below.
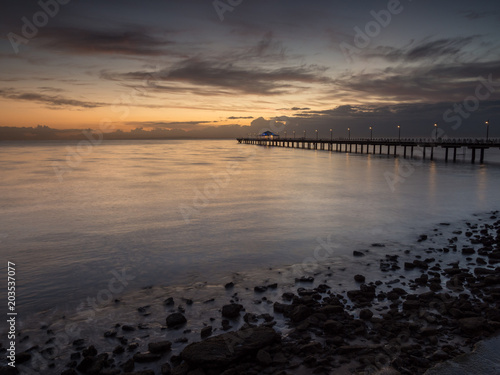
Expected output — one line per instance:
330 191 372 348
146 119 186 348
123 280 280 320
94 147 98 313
259 130 279 140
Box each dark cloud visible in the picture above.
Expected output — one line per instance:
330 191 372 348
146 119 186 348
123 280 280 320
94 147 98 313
331 60 500 103
102 58 331 95
41 26 174 56
0 88 106 109
227 116 254 119
363 37 479 62
277 107 311 111
461 10 495 20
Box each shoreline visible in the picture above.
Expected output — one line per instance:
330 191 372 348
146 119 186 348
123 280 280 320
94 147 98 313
2 211 500 375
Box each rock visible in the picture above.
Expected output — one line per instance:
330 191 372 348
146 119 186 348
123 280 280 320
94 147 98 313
164 297 174 306
402 300 420 311
462 247 475 255
404 262 416 270
459 317 485 336
372 243 386 247
418 234 428 242
224 282 234 289
113 345 125 355
201 326 212 338
82 345 98 357
359 309 373 320
180 326 280 367
166 313 187 328
161 362 172 375
122 325 135 332
353 251 365 257
295 276 314 283
354 274 366 283
324 320 343 335
256 349 272 365
15 352 31 364
254 285 267 293
290 305 313 322
221 304 243 319
133 352 162 363
148 341 172 354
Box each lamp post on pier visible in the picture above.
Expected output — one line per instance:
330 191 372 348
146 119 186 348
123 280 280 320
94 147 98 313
315 129 318 140
369 126 373 141
293 130 295 139
434 123 438 141
303 130 306 139
398 125 401 141
486 120 490 141
348 127 350 140
330 128 332 141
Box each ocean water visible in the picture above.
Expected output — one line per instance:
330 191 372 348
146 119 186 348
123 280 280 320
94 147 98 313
1 139 500 321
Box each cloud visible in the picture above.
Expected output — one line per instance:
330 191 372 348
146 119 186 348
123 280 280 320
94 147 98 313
227 116 254 119
41 26 174 56
363 37 480 62
461 10 496 20
277 107 311 111
0 88 106 109
103 58 330 95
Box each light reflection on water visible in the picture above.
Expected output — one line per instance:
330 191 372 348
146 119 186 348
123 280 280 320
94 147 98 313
1 139 500 316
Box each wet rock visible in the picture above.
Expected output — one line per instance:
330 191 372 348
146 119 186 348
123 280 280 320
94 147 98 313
462 247 475 255
113 345 124 355
166 313 187 328
295 276 314 283
222 304 243 319
402 300 420 311
353 251 365 257
418 234 428 242
459 317 485 336
256 349 272 365
122 325 135 332
133 352 162 362
359 309 373 320
290 305 313 322
164 297 174 306
180 326 280 367
201 326 212 338
324 320 343 335
148 341 172 354
254 285 267 293
224 282 234 289
372 243 386 247
354 274 366 283
404 262 415 270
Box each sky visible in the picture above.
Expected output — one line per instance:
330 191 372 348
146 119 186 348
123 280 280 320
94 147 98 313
1 0 500 139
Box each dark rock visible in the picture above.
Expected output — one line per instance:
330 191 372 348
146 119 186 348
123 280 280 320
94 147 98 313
254 286 267 293
164 297 174 306
267 283 278 289
459 317 485 336
418 235 428 242
180 326 280 367
256 349 272 365
354 274 366 283
113 346 125 355
122 325 135 332
295 276 314 283
404 262 415 270
224 282 234 289
402 300 420 311
359 309 373 320
201 326 212 338
324 320 343 335
371 243 386 247
148 341 172 354
353 251 365 257
290 305 313 322
133 352 162 363
15 352 31 364
221 304 243 319
166 313 187 328
462 247 476 255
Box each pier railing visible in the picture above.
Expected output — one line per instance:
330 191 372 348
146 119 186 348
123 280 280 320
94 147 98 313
236 137 500 163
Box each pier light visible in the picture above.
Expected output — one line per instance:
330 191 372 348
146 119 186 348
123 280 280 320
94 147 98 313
293 130 295 139
486 120 490 141
369 126 373 141
348 127 350 140
397 125 401 141
330 128 332 141
434 123 438 141
315 129 318 140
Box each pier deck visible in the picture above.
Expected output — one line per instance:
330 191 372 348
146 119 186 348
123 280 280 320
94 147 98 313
236 137 500 163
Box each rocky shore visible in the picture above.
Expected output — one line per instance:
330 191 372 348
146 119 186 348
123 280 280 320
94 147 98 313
2 211 500 375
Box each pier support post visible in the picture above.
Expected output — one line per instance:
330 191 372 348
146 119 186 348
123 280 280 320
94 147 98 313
423 147 426 159
453 148 457 161
445 148 449 162
480 148 485 163
404 146 407 158
430 147 434 161
471 148 476 163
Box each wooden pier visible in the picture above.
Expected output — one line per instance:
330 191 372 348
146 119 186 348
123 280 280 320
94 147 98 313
236 137 500 163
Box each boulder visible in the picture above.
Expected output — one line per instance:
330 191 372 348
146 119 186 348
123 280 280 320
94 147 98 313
166 313 187 328
221 304 243 319
180 326 280 367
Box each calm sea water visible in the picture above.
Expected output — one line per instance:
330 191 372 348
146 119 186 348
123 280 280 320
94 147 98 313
1 139 500 318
